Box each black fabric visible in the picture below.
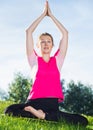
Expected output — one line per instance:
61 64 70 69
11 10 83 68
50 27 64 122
4 98 88 126
4 103 34 118
45 111 58 121
58 111 88 126
26 98 59 112
4 98 58 119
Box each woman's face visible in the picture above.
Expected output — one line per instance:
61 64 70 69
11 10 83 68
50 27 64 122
38 35 53 55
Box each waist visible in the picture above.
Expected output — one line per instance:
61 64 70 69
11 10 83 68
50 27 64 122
27 98 58 103
26 98 59 112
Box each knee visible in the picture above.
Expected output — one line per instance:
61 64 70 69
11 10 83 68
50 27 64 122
4 105 13 116
76 114 88 126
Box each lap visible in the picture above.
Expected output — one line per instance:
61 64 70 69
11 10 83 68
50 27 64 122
26 98 59 112
4 98 59 120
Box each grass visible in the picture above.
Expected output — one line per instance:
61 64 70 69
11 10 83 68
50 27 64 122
0 101 93 130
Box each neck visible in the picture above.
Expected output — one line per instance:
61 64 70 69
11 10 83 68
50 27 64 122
42 53 50 62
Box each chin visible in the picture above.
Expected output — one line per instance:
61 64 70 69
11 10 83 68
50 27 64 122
42 49 52 54
43 51 51 54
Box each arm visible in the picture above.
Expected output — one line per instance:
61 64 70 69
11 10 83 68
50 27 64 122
26 2 48 56
47 2 68 58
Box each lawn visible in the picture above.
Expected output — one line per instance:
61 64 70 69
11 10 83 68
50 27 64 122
0 101 93 130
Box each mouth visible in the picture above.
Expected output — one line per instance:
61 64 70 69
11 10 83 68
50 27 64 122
44 47 49 50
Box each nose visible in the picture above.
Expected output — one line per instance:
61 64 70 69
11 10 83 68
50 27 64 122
45 41 48 45
42 41 48 46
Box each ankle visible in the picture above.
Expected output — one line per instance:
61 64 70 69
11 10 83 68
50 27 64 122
41 113 46 119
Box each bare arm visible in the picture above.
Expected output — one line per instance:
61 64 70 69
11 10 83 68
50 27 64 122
26 2 48 56
47 2 68 58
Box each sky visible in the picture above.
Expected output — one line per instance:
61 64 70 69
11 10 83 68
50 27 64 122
0 0 93 93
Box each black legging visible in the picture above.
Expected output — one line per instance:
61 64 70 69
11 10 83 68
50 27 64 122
4 98 88 126
4 98 59 121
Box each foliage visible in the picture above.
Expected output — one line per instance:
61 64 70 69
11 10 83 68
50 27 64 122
8 72 32 103
61 80 93 115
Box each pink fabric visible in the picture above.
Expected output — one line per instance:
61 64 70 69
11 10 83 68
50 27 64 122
27 49 64 102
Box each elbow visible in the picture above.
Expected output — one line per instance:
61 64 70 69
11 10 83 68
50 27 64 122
60 28 68 37
64 30 68 37
26 28 33 35
65 29 68 35
26 29 29 34
61 31 68 38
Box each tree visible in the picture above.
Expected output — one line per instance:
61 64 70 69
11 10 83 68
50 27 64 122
61 80 93 115
8 72 32 103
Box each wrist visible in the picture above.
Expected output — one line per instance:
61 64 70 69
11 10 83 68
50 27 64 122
42 11 46 17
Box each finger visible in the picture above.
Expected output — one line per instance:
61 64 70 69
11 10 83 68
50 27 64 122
45 0 48 7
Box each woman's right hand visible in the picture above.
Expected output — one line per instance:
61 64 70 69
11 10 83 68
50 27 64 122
43 1 52 17
43 0 48 16
47 1 52 17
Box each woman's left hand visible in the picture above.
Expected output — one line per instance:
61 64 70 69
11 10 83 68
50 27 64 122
47 1 52 17
43 0 48 16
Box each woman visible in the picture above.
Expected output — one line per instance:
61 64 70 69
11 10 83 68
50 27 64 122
24 0 67 120
5 1 88 126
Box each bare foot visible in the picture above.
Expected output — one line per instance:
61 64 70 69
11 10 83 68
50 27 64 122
24 106 32 112
38 109 44 114
24 106 45 119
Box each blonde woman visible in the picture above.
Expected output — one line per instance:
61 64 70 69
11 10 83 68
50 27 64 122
5 1 88 126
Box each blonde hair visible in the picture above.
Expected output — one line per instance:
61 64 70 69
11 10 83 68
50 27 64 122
38 32 54 46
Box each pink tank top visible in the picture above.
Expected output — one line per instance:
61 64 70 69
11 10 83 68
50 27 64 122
27 50 64 102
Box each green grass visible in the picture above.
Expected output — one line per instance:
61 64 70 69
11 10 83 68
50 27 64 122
0 101 93 130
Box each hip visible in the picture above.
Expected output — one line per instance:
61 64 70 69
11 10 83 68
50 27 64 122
26 98 59 112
